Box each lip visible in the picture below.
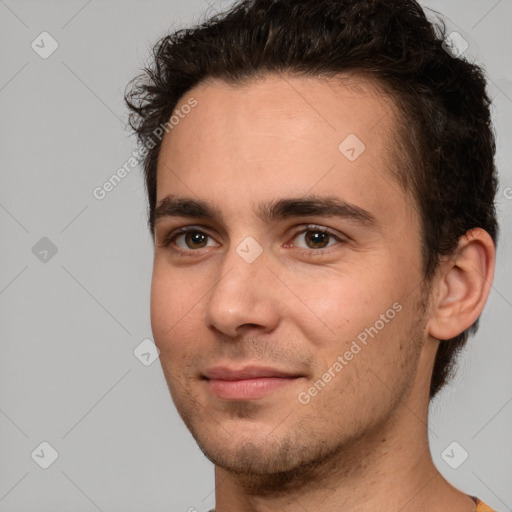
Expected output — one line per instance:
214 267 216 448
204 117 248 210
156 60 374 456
202 365 300 380
202 365 303 400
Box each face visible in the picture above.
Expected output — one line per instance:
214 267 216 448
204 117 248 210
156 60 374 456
151 74 431 478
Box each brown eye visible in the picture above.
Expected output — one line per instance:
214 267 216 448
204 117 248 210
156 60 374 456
182 231 208 249
161 228 217 251
304 230 331 248
293 227 340 250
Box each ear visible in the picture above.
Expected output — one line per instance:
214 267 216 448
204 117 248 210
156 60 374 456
427 228 496 341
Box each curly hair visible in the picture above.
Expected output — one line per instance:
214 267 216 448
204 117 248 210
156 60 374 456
124 0 499 400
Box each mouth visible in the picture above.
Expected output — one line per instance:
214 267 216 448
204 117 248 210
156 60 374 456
202 365 304 400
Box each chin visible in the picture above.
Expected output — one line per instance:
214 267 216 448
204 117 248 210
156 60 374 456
199 435 304 475
181 411 297 470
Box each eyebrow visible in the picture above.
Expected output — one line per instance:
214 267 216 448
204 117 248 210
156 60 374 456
151 194 380 232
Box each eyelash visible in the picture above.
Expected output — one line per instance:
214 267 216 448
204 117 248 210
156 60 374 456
159 224 345 257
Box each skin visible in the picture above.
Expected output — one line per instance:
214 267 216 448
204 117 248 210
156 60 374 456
150 74 495 512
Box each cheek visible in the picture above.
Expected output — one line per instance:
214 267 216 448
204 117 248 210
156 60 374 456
291 264 412 390
150 265 202 356
294 265 399 340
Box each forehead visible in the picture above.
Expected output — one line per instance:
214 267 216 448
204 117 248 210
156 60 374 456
156 73 414 231
166 73 398 149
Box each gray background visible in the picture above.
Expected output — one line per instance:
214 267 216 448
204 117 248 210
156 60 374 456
0 0 511 511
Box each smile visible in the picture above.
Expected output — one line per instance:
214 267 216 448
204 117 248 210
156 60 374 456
204 376 301 400
202 365 304 400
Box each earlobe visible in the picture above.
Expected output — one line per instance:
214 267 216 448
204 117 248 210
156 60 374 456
427 228 495 341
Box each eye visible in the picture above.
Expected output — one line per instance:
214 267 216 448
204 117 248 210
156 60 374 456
290 225 344 250
160 227 217 252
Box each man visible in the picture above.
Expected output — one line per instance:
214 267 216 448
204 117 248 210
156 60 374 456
124 0 500 510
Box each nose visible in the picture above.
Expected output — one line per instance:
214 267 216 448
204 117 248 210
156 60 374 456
204 244 281 338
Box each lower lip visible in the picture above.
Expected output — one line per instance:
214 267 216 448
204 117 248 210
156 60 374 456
205 377 300 400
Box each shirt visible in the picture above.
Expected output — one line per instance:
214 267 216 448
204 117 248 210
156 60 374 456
206 496 497 511
473 496 498 511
